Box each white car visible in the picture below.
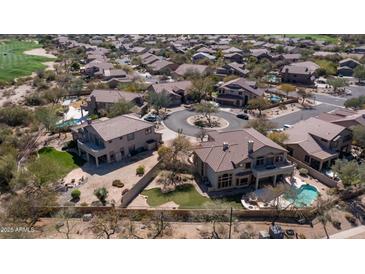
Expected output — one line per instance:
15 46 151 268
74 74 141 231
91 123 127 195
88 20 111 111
283 124 293 129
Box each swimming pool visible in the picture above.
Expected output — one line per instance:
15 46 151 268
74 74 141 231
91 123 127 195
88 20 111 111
285 184 319 207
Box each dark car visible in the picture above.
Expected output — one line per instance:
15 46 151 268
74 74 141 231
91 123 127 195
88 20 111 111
236 113 249 120
144 114 158 122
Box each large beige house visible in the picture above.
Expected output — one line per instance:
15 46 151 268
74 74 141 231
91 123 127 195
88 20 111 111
71 115 162 166
283 117 353 171
193 129 295 192
216 78 265 107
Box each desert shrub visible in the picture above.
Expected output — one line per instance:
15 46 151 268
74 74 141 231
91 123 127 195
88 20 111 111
0 106 33 127
112 179 124 188
80 202 89 207
71 189 81 200
136 165 145 176
299 168 309 176
94 187 108 205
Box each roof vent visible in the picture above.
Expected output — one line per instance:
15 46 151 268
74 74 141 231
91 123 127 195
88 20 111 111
223 142 229 151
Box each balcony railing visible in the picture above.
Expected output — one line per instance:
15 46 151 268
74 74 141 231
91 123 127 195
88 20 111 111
252 161 295 178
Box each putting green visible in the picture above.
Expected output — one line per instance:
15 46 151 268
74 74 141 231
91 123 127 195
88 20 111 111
0 40 54 82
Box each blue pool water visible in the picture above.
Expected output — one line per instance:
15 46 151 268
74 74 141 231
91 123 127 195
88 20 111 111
286 184 319 207
270 95 281 103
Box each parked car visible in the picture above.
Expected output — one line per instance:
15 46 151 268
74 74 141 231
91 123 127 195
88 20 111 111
283 124 293 129
236 113 249 120
144 114 159 122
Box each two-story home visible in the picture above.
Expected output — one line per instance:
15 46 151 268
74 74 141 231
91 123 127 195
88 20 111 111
216 78 265 107
280 61 320 85
283 117 353 171
71 115 162 166
193 129 295 192
86 89 144 115
146 80 192 107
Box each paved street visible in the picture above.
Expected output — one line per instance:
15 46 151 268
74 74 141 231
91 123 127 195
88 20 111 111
164 109 248 136
270 87 365 128
271 103 339 128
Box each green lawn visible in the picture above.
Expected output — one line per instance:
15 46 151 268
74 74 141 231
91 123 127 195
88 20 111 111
28 147 85 184
0 40 54 82
142 184 243 209
285 34 339 44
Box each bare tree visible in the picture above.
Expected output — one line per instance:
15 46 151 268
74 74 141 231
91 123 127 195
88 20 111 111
55 208 77 239
89 209 120 239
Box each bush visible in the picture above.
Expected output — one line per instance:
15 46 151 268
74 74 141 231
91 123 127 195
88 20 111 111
71 189 81 200
299 168 309 176
80 202 89 207
112 179 124 188
94 187 108 205
136 165 145 176
0 106 33 127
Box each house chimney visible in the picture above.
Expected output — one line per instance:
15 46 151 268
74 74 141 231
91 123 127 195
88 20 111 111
248 140 254 154
223 142 229 151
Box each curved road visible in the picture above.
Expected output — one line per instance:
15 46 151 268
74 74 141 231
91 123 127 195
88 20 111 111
164 109 248 136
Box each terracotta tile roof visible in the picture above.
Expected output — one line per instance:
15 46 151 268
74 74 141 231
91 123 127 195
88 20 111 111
194 129 286 172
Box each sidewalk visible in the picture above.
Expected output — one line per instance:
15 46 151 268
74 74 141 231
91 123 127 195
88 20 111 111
329 225 365 239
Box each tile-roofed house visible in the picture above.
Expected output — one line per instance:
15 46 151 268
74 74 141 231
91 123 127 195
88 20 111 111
147 60 177 75
86 89 144 114
280 61 320 85
316 108 365 128
216 77 265 107
193 128 294 191
337 58 361 77
192 52 216 63
84 60 114 77
147 80 192 106
71 115 161 166
173 64 209 78
250 48 270 59
283 117 352 171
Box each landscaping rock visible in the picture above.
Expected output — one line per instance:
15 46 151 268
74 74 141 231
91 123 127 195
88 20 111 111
82 213 93 222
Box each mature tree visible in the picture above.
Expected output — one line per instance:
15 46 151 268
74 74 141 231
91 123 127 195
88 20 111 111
94 187 108 205
146 90 171 115
89 209 120 239
188 77 214 102
194 102 219 127
158 135 192 172
107 99 134 118
279 83 296 97
34 106 59 132
43 88 66 104
268 131 289 146
327 77 348 92
332 159 362 187
246 117 276 136
297 88 314 106
353 65 365 83
247 97 270 116
352 125 365 148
